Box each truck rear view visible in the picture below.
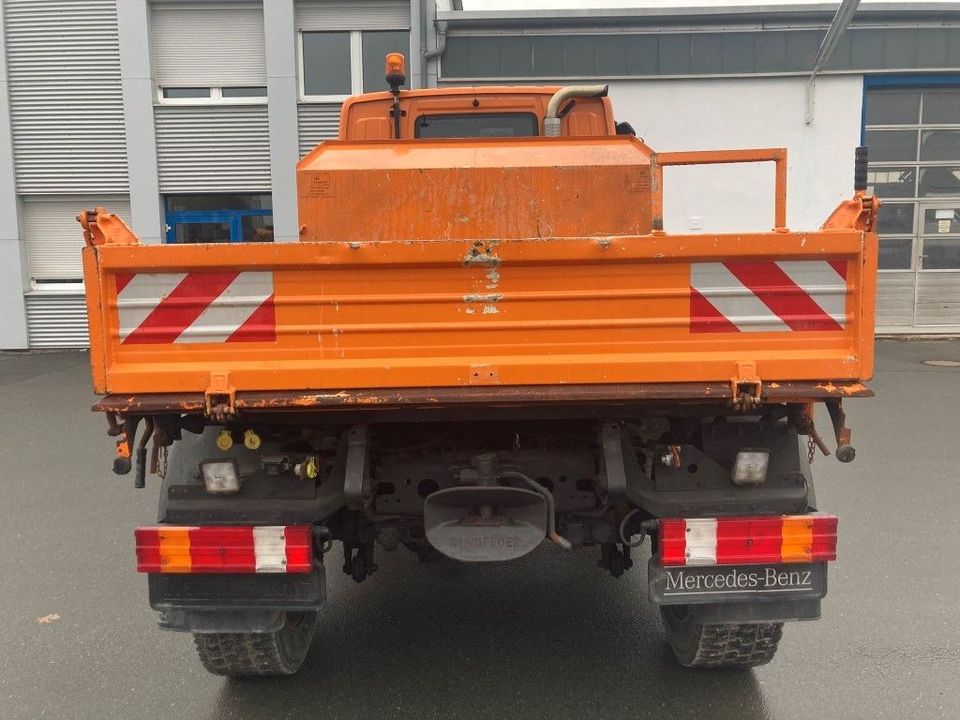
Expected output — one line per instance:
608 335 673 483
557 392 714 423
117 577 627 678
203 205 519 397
80 58 878 676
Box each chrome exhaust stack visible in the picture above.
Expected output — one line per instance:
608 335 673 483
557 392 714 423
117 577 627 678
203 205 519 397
543 84 609 137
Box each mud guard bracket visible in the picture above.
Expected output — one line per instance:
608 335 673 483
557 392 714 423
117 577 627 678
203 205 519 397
344 424 370 510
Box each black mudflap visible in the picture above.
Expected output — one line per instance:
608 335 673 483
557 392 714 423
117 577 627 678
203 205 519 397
649 559 827 624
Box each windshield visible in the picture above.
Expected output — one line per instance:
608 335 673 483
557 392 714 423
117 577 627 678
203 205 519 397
414 112 539 139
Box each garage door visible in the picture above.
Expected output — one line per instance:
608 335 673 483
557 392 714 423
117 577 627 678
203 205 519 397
866 83 960 333
23 196 130 348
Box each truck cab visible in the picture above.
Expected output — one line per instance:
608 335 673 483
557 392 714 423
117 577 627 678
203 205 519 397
338 85 616 140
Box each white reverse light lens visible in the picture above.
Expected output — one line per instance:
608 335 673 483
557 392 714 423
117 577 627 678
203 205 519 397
200 460 241 494
732 449 769 485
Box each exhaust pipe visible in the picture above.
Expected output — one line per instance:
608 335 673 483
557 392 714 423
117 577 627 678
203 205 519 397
544 84 609 137
501 470 572 551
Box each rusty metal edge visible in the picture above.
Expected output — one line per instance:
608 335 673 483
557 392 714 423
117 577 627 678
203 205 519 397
92 381 873 414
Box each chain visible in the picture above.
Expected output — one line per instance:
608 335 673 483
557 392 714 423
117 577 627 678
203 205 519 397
807 436 817 464
158 444 168 479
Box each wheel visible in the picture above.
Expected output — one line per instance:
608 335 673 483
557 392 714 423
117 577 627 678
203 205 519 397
193 611 318 677
660 606 783 669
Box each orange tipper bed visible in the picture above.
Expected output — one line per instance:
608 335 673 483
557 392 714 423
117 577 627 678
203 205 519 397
79 97 877 416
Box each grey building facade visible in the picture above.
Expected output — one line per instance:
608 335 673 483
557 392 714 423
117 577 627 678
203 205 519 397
1 1 959 349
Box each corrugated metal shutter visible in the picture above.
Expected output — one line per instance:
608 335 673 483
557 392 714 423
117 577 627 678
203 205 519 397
298 104 342 155
875 273 916 329
4 0 128 193
296 1 409 30
916 274 960 327
23 196 131 281
155 106 271 192
25 293 90 349
23 195 131 348
152 4 267 86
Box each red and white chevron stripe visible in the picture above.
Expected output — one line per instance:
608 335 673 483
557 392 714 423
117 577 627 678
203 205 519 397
116 271 276 345
690 260 848 333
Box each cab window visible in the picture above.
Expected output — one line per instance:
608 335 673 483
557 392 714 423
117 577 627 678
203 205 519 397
414 113 538 139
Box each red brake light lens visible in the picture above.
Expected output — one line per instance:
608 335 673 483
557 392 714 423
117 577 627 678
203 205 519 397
658 514 837 567
135 525 313 574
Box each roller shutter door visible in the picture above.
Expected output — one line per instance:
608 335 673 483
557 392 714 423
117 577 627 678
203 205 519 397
295 1 409 31
24 196 131 281
24 294 91 349
4 0 127 193
151 3 267 87
875 273 916 329
155 106 271 193
151 2 270 195
298 104 342 156
23 196 131 348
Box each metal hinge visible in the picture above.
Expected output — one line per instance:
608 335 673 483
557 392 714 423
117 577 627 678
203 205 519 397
730 361 762 411
205 372 236 421
78 207 139 247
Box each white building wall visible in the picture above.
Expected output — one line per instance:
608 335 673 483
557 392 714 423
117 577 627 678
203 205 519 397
610 75 864 234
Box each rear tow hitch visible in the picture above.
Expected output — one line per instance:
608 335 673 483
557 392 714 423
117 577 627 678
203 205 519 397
423 453 572 562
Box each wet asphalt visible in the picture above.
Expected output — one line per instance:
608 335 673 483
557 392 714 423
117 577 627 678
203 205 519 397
0 340 958 720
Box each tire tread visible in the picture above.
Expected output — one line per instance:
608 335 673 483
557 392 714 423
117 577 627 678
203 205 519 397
194 632 294 676
192 612 317 677
682 622 783 668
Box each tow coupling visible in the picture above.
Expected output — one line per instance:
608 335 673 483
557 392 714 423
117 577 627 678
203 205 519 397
423 453 572 562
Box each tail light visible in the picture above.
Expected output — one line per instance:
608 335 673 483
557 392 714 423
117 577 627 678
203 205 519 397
659 514 837 566
135 525 313 574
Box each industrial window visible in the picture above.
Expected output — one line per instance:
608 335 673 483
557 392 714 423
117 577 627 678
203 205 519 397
300 30 409 101
152 4 267 105
160 87 267 105
162 88 213 100
442 28 960 80
414 113 538 139
165 194 273 244
865 87 960 271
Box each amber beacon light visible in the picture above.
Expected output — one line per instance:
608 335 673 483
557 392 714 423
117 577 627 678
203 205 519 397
385 52 406 89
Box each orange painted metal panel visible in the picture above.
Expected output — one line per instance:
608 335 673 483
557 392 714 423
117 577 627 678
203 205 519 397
297 136 654 243
81 245 108 391
85 228 876 397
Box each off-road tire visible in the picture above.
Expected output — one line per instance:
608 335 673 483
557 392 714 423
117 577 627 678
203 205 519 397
661 606 783 668
193 611 318 677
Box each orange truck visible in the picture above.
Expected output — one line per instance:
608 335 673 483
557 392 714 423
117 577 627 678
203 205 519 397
80 55 877 675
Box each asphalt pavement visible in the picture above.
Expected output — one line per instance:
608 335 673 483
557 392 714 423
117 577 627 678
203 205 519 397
1 340 959 720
